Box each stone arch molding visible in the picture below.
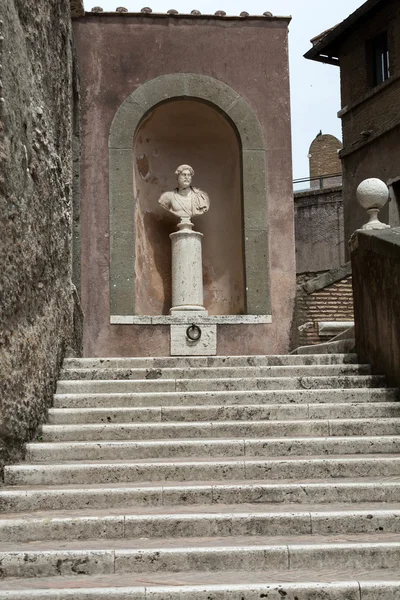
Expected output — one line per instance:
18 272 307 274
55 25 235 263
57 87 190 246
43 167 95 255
109 73 270 317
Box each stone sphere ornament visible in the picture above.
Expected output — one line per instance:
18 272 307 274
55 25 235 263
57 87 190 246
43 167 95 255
356 178 390 230
158 164 210 231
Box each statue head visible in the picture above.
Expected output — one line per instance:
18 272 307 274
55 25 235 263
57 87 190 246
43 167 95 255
175 164 194 190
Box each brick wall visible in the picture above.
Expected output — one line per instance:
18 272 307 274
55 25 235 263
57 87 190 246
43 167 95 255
309 134 342 180
339 2 400 108
292 265 354 349
341 77 400 155
335 1 400 251
338 2 400 153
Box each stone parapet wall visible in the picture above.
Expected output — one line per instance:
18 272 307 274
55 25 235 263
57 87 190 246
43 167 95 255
351 227 400 387
0 0 79 473
292 264 354 350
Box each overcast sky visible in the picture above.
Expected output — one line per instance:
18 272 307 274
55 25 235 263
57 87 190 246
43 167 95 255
84 0 362 179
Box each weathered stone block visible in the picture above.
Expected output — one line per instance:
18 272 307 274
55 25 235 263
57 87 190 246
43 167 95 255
244 228 271 314
109 98 146 149
227 97 265 150
184 73 239 112
170 324 217 355
109 148 136 315
132 73 186 111
242 149 268 229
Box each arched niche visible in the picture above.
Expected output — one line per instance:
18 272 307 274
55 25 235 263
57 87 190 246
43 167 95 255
109 73 270 316
134 99 244 316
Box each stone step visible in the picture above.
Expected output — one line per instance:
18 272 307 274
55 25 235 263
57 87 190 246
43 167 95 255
0 533 399 578
2 478 400 513
0 504 400 543
4 351 398 598
26 435 400 462
59 364 372 381
38 418 400 443
5 455 400 486
56 375 386 394
2 503 400 543
0 570 399 599
47 401 400 424
53 388 398 408
63 353 360 369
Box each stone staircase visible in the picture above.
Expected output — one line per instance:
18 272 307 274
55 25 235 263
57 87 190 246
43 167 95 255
1 353 400 598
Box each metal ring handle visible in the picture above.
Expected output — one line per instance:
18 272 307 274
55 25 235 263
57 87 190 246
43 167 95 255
186 324 202 342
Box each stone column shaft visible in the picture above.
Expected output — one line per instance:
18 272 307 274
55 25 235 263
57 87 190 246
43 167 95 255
169 229 206 313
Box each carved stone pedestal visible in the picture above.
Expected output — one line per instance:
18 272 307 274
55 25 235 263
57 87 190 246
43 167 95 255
169 221 216 355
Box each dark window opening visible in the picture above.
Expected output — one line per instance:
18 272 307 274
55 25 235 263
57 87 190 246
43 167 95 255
389 180 400 227
368 32 390 87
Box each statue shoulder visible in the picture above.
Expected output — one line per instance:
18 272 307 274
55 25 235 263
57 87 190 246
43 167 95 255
158 190 174 207
191 187 210 213
192 186 207 196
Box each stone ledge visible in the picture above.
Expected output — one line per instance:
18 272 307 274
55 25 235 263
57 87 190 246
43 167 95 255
110 315 272 325
354 227 400 260
302 262 352 295
337 73 400 119
339 119 400 159
294 186 343 200
318 321 354 337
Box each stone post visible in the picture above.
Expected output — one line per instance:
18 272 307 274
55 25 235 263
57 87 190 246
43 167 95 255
169 221 207 314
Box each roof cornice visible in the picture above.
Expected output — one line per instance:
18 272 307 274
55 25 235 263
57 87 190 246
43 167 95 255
304 0 385 65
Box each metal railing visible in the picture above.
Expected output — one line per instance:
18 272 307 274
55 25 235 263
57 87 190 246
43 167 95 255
293 172 342 193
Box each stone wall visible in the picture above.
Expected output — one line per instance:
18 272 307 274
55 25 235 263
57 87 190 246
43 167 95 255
0 0 80 473
351 227 400 387
294 186 344 273
292 264 354 349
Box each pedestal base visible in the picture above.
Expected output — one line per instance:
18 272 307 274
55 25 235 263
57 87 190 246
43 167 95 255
170 323 217 356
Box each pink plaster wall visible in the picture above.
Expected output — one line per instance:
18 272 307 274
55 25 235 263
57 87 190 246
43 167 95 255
73 14 295 357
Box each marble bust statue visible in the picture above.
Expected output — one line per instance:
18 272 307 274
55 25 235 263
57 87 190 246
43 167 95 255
158 165 210 224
